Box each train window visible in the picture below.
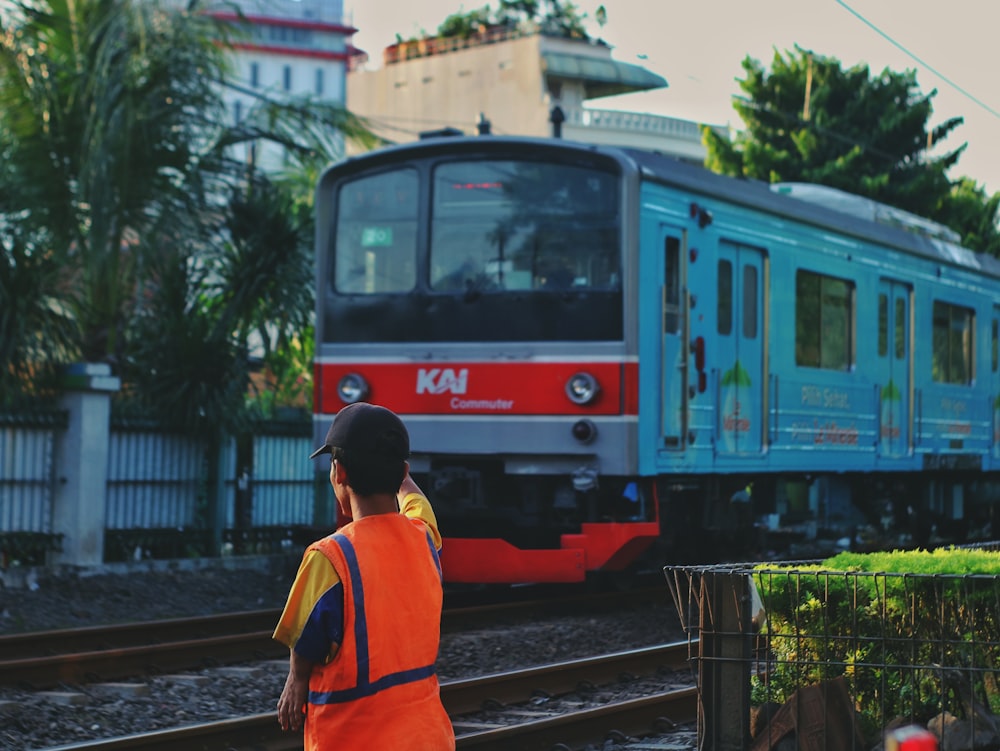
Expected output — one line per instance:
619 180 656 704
664 237 681 333
878 294 888 357
430 160 620 292
932 301 974 385
992 319 999 373
894 298 906 360
334 168 418 294
743 264 758 339
717 260 732 335
795 270 855 370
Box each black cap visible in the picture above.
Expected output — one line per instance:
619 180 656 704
310 403 410 461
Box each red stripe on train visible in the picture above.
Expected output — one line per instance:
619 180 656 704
316 361 639 416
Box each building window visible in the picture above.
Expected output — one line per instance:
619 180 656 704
315 68 324 96
233 99 242 125
932 301 974 385
250 62 259 88
795 270 854 370
283 65 292 91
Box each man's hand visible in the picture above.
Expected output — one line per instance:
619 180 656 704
276 652 312 732
397 470 424 506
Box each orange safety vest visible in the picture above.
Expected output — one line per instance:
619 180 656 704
303 514 455 751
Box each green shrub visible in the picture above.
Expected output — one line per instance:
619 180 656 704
752 548 1000 727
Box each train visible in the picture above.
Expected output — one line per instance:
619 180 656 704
311 134 1000 584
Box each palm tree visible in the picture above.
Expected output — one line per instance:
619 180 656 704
0 0 378 426
0 0 233 366
0 220 78 404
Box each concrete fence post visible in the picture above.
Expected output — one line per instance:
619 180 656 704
49 363 121 567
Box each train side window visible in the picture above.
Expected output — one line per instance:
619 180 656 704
795 270 855 370
932 301 974 385
742 264 757 339
878 294 888 357
992 319 999 373
664 237 681 334
717 259 732 335
894 297 905 360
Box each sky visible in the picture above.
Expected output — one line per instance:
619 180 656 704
343 0 1000 195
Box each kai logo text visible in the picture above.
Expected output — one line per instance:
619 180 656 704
416 368 469 395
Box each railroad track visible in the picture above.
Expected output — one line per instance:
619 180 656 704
35 642 698 751
1 586 670 689
0 610 284 688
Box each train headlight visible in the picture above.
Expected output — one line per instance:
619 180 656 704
337 373 370 404
565 372 600 405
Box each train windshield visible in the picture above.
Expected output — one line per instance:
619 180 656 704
325 156 623 343
430 161 619 293
334 168 418 294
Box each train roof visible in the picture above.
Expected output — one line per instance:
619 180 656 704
326 135 1000 280
619 145 1000 281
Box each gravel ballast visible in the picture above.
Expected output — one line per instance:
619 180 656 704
0 560 692 750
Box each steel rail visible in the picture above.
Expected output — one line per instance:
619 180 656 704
441 641 691 715
2 586 673 689
0 609 280 661
1 631 286 688
455 687 699 750
34 642 697 751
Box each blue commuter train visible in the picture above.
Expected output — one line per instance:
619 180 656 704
313 134 999 584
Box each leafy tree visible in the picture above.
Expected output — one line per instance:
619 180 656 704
437 6 493 39
0 223 77 404
0 0 232 367
122 174 313 433
434 0 595 40
704 46 1000 254
125 238 250 434
0 0 378 424
938 177 1000 257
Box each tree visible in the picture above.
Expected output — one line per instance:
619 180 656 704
0 0 232 367
704 47 1000 254
938 178 1000 257
0 0 379 424
0 222 77 404
434 0 595 40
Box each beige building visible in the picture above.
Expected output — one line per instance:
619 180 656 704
347 26 713 162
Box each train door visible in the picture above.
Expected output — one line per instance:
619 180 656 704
875 279 912 457
660 228 689 450
715 241 766 455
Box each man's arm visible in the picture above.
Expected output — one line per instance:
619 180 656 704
397 471 443 550
277 650 313 732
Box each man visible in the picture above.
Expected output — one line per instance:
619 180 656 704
274 402 455 750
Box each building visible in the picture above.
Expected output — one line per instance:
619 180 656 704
347 25 715 163
198 0 356 170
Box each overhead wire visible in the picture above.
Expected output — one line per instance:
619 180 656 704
834 0 1000 120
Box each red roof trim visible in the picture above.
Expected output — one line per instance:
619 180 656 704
208 11 356 35
230 42 350 61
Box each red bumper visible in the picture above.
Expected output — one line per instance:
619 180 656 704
439 521 660 584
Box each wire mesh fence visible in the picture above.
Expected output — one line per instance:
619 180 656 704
665 563 1000 751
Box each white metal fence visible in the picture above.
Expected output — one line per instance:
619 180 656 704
0 412 64 541
0 411 317 564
